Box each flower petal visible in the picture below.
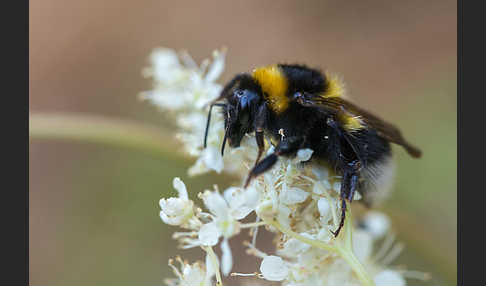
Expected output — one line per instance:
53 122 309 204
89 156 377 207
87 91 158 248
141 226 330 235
280 187 309 205
220 239 233 276
224 186 259 220
202 191 229 218
205 49 226 82
173 177 188 200
198 223 221 246
202 147 224 173
317 197 330 218
260 255 289 281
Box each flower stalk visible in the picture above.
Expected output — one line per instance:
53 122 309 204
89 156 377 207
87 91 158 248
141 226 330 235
29 112 181 159
203 246 223 286
265 208 374 286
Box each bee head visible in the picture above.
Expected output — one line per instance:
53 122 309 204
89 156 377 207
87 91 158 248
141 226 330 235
221 73 262 148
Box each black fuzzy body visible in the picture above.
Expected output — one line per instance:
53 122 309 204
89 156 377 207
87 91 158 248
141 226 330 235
205 63 414 236
265 101 391 169
264 64 391 173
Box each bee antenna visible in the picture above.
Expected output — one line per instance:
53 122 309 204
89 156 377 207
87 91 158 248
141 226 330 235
204 103 225 148
221 126 229 156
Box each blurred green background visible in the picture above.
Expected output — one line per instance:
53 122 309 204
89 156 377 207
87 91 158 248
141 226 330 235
29 0 456 285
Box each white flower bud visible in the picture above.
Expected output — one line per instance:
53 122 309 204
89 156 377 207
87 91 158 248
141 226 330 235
317 197 330 218
260 255 289 281
159 178 194 226
159 198 194 226
280 187 309 205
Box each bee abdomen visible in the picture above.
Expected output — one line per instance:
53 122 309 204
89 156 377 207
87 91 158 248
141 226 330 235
359 155 395 207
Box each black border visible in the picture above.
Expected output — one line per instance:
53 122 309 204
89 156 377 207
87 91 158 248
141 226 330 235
457 0 462 284
459 0 486 285
5 0 28 284
457 0 462 283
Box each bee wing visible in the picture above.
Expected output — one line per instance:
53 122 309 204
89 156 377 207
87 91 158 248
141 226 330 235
297 94 422 158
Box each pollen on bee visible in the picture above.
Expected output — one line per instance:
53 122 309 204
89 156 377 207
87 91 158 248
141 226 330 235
338 113 364 131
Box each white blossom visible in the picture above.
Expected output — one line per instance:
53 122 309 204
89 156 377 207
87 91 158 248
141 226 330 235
200 187 258 239
260 255 289 281
143 47 421 286
159 178 194 226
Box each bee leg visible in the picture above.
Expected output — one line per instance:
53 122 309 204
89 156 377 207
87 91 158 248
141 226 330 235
253 103 268 166
244 136 304 188
331 160 361 237
254 129 265 166
244 152 278 188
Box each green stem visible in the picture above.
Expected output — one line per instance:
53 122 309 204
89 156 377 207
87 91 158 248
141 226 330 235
29 112 183 158
335 209 375 286
335 246 374 286
265 209 374 286
266 219 335 253
204 246 223 286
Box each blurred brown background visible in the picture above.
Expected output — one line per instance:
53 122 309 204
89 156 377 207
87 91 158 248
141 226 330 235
30 0 456 285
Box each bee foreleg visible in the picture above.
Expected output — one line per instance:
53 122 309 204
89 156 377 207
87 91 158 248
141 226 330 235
253 103 268 167
244 136 304 188
255 130 265 166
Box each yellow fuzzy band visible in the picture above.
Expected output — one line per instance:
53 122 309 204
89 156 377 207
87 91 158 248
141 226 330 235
252 65 289 114
322 72 344 98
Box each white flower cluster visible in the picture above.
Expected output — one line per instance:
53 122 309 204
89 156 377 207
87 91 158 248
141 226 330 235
142 48 421 286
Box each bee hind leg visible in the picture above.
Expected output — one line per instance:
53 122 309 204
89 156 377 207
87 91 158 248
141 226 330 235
331 160 361 237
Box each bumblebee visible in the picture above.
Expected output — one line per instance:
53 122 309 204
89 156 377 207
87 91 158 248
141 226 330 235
204 64 421 236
